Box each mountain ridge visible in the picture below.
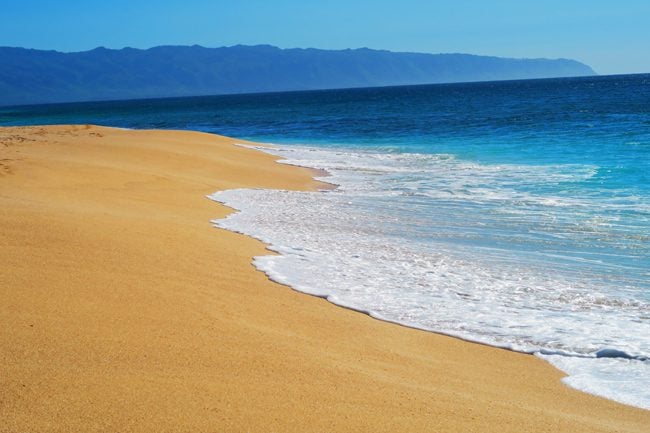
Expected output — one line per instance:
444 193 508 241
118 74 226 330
0 45 596 106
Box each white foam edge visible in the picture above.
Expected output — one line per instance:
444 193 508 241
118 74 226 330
207 147 650 411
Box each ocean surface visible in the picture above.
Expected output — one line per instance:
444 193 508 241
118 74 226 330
2 74 649 409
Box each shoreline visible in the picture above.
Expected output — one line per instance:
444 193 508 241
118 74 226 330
1 125 648 432
226 143 647 410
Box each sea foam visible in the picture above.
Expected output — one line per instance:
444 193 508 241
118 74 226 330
209 144 650 409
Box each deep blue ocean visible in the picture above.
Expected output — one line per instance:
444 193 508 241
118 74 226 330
2 74 649 409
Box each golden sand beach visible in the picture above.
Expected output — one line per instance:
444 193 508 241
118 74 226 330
1 125 648 432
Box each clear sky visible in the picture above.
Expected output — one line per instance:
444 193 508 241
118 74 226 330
1 0 649 75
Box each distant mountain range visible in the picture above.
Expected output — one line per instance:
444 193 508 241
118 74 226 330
0 45 596 106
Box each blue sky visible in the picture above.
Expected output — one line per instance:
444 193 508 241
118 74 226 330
1 0 648 75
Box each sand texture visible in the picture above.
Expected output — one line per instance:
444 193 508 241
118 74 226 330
1 125 648 432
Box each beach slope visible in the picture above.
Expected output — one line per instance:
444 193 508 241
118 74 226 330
0 125 647 432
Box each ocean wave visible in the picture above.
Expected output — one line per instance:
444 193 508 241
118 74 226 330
211 143 650 409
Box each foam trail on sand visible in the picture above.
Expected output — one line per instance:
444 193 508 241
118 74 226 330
210 144 650 409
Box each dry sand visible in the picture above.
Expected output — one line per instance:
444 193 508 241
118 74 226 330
1 125 648 432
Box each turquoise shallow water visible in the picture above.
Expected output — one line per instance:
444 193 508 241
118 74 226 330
2 74 649 408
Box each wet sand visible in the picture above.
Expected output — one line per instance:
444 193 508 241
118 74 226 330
1 125 647 432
